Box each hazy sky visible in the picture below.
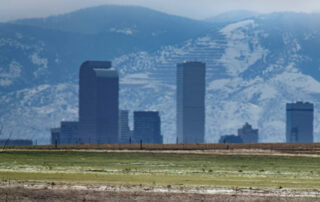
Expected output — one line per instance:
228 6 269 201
1 0 320 22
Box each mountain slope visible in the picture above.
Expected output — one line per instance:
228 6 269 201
13 5 212 47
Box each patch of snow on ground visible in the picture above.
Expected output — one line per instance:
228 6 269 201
220 20 255 37
30 52 48 77
219 20 269 76
109 28 133 35
0 60 22 86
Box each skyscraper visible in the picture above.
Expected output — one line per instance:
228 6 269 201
119 110 130 144
133 111 162 144
79 61 119 144
177 61 205 143
286 102 314 143
237 123 259 143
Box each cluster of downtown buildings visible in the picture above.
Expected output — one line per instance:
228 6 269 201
50 61 316 145
51 61 162 145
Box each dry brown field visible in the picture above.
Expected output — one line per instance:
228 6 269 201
5 143 320 154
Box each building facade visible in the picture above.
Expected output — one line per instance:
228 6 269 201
79 61 119 144
286 102 314 143
219 135 243 143
60 121 78 145
119 110 130 144
51 128 61 145
133 111 162 144
237 123 259 143
51 121 78 145
177 61 205 143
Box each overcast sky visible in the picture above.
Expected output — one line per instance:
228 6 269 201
1 0 320 22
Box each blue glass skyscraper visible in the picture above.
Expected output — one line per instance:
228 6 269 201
79 61 119 144
177 61 205 143
286 102 314 143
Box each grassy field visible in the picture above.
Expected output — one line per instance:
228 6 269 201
0 150 320 190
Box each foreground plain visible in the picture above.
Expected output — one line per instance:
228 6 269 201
0 149 320 201
1 150 320 188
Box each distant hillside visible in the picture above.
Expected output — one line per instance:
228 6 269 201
13 5 211 44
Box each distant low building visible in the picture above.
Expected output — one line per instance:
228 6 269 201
237 123 259 143
60 121 79 145
119 110 130 144
0 139 33 146
51 128 61 145
133 111 162 144
51 121 78 145
219 135 243 143
286 102 314 143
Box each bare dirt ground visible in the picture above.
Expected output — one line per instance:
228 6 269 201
0 186 315 202
8 143 320 155
0 183 318 202
8 148 320 158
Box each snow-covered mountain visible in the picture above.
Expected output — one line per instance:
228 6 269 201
1 7 320 144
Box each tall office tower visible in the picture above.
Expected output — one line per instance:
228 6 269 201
60 121 78 145
286 102 314 143
237 123 259 143
119 110 130 144
177 61 206 143
133 111 162 144
79 61 119 144
51 128 60 145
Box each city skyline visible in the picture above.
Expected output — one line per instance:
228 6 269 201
49 60 317 145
